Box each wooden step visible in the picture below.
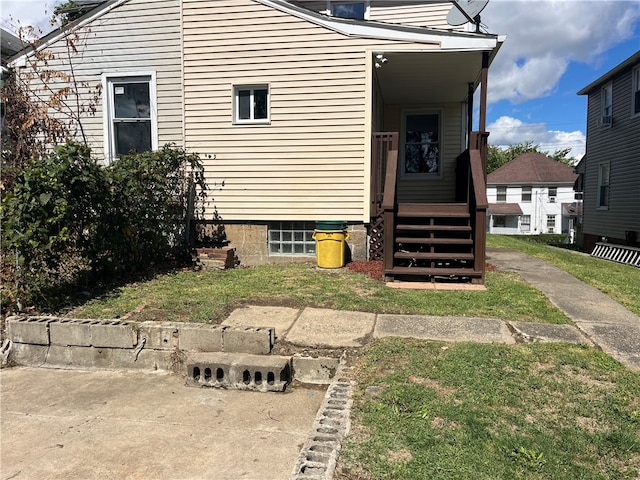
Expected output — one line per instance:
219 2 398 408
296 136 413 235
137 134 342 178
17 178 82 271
385 266 482 277
395 237 473 245
396 224 472 232
397 203 469 218
394 252 474 261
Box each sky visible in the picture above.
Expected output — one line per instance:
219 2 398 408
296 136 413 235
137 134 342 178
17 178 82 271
2 0 640 162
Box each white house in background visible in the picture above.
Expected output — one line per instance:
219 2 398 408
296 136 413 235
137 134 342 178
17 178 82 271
487 152 579 236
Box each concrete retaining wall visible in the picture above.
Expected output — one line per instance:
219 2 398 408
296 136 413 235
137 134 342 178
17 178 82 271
5 315 274 374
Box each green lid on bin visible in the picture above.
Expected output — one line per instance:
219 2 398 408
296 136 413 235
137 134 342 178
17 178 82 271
315 221 347 231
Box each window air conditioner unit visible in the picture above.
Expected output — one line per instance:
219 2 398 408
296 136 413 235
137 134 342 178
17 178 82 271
548 227 554 233
549 197 556 203
602 115 612 125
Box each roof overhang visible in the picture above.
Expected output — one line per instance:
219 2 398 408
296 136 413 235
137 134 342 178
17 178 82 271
488 203 523 216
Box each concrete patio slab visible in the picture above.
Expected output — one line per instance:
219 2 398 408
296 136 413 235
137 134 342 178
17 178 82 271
374 315 515 344
284 308 375 348
1 367 324 480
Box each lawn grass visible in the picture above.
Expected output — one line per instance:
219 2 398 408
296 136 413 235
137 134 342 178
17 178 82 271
338 338 640 480
487 234 640 316
68 263 570 324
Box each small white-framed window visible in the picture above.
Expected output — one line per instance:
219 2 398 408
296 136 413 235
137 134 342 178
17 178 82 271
597 162 610 209
521 214 531 232
401 110 442 179
521 185 532 202
103 72 158 161
496 186 507 202
268 222 316 255
328 1 369 19
601 83 612 126
548 186 557 203
546 215 556 233
234 85 269 124
632 66 640 117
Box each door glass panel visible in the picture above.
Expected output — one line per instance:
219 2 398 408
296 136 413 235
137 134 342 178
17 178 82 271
404 114 439 174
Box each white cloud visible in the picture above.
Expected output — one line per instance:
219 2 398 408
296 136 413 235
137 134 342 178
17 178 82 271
484 0 640 104
1 0 55 35
488 116 586 160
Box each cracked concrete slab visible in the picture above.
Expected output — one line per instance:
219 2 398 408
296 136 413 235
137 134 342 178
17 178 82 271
374 315 515 344
510 321 591 344
284 308 375 348
222 305 300 341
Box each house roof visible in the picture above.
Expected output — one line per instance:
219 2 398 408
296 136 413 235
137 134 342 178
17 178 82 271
578 50 640 95
487 152 578 185
488 203 523 215
562 202 582 217
1 28 21 65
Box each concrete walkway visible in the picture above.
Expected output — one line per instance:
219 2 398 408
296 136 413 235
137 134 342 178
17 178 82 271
2 247 640 480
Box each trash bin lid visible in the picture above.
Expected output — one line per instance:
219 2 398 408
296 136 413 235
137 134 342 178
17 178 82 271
315 221 347 231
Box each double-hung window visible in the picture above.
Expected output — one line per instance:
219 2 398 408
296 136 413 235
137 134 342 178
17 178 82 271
546 215 556 233
601 83 612 126
103 73 157 160
234 85 269 124
548 186 557 203
598 162 610 209
401 110 442 178
496 186 507 202
521 215 531 232
632 66 640 117
521 185 532 202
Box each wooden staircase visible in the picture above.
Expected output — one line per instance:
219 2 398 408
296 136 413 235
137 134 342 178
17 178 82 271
387 203 481 281
371 132 488 284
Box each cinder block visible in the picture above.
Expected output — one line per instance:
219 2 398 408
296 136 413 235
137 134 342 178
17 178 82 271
292 355 339 384
185 352 291 392
8 342 49 366
49 319 94 346
223 326 274 354
90 320 137 348
138 322 180 350
45 345 113 369
6 316 51 345
177 324 225 352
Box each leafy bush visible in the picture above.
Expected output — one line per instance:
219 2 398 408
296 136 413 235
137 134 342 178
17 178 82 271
1 143 208 311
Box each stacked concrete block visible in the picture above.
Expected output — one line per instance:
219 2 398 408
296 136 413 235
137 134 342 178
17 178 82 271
185 352 292 392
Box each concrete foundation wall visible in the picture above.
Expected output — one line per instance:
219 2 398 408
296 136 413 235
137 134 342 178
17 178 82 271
220 222 368 266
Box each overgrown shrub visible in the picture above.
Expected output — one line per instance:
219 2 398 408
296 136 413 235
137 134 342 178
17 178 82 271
1 142 208 312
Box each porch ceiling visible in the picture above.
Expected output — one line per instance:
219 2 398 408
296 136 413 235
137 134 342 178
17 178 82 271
374 51 485 105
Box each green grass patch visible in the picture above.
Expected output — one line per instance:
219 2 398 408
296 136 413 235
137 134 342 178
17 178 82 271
338 338 640 480
488 235 640 316
68 263 570 324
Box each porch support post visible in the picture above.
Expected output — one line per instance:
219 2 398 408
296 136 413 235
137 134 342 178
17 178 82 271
479 51 489 132
467 83 474 147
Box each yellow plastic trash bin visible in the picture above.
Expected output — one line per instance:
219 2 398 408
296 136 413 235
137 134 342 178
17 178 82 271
312 230 350 268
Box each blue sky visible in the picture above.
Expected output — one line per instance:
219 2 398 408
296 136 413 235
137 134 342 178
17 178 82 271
2 0 640 161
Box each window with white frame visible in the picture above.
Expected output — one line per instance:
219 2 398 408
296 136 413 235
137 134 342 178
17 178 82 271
548 186 557 203
268 222 316 255
496 186 507 202
632 66 640 117
104 73 157 159
234 85 269 123
546 215 556 233
601 83 612 125
598 162 610 209
402 111 441 178
521 185 532 202
329 1 369 19
521 214 531 231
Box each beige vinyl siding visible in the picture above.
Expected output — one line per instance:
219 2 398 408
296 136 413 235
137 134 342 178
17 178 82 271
183 0 437 221
17 0 183 160
289 1 456 28
384 103 463 203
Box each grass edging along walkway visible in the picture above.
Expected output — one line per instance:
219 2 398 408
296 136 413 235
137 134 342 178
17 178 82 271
337 339 640 480
487 234 640 316
68 263 570 325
